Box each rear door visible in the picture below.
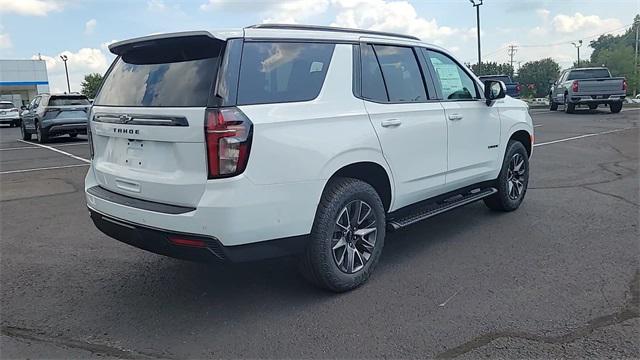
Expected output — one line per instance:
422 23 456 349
359 42 447 209
423 49 501 186
90 34 225 207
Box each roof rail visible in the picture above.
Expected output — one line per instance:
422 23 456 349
245 24 420 41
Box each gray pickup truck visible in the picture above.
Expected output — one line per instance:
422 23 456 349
549 67 626 114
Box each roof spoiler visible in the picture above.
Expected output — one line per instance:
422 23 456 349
108 31 224 56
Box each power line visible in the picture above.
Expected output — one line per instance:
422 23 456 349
507 45 518 70
518 23 633 48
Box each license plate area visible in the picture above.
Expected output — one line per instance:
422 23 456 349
125 139 145 168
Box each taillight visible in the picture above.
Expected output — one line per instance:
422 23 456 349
516 84 522 92
572 80 579 92
87 121 94 159
622 79 628 92
205 107 253 179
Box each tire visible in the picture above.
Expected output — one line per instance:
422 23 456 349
484 140 530 212
588 104 598 110
564 96 575 114
610 101 623 113
35 121 48 143
20 122 31 141
69 133 78 138
299 177 386 292
549 100 558 111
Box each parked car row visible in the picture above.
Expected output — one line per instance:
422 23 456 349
0 101 21 127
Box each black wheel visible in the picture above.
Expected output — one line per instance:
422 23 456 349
484 140 529 212
69 133 78 138
8 122 14 128
549 100 558 111
588 104 598 110
35 121 48 143
564 95 575 114
610 101 622 113
20 122 31 141
300 178 385 292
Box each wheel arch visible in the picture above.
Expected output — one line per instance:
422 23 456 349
326 161 393 212
508 129 532 157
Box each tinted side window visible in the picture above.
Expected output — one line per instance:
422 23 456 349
373 45 427 103
361 44 388 102
237 42 335 105
426 51 479 100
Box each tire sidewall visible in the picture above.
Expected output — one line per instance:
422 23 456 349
495 141 529 210
310 180 386 291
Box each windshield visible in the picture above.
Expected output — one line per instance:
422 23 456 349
95 38 222 107
0 103 15 109
49 96 90 106
567 69 610 80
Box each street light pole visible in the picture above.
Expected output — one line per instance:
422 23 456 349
571 40 583 67
469 0 483 67
60 55 70 93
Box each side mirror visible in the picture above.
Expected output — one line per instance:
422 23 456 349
20 105 26 110
484 80 506 106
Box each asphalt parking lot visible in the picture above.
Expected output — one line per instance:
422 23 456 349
1 107 638 359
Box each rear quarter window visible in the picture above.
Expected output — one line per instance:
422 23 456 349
237 42 335 105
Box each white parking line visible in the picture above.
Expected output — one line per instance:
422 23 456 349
0 163 89 175
16 139 90 163
533 127 635 147
0 142 87 151
534 124 543 128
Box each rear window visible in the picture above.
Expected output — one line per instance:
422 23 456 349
94 38 222 107
237 42 335 105
567 69 610 80
49 96 90 106
0 103 14 109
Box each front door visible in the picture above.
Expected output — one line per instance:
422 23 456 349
423 49 501 187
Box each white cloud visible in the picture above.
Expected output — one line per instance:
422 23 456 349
552 12 623 34
0 25 11 49
0 0 64 16
147 0 166 11
84 19 97 35
200 0 329 24
331 0 469 43
31 48 112 93
536 8 550 20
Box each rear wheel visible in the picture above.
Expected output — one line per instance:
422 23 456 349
564 95 575 114
610 101 623 113
36 122 48 143
484 140 529 212
69 133 78 138
300 178 385 292
549 98 558 111
588 104 598 110
20 122 31 141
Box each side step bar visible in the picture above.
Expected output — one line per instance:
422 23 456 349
387 187 497 230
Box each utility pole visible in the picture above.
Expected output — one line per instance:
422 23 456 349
571 40 583 67
634 19 638 96
469 0 483 66
507 45 518 75
60 55 70 93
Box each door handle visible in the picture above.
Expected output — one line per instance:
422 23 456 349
381 119 402 127
448 113 463 121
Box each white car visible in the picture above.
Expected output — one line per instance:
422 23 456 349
86 25 533 292
0 101 21 127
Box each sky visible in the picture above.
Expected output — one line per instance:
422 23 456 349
0 0 638 93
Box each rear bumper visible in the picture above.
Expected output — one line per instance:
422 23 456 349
568 95 625 104
0 117 20 123
89 208 307 262
44 123 87 136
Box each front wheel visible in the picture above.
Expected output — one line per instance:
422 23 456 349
484 140 530 212
610 101 622 113
299 178 386 292
550 100 558 111
564 96 575 114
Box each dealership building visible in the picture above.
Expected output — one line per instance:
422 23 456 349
0 59 50 108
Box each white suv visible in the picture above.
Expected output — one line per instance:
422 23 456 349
86 25 533 292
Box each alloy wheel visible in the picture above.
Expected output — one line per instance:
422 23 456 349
331 200 378 274
506 153 526 200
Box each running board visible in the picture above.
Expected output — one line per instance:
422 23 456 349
387 187 497 230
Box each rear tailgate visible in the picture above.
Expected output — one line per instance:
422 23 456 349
576 77 625 96
90 32 225 208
